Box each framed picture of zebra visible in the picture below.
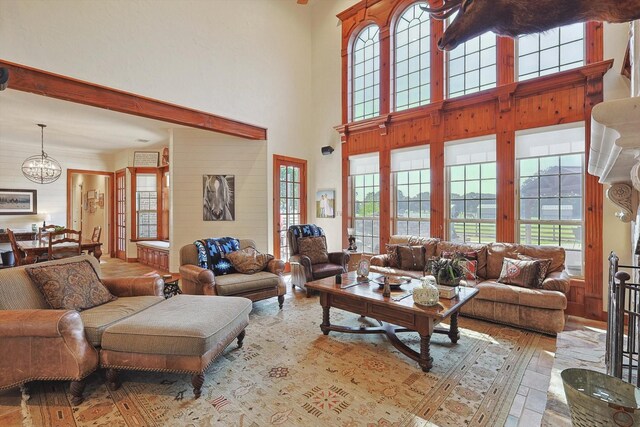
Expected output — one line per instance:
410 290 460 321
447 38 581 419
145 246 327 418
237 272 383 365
203 175 235 221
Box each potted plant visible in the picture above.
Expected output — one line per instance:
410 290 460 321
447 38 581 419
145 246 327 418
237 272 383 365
427 256 467 287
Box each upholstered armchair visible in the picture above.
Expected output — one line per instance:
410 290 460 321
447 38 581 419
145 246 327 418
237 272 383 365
287 224 349 296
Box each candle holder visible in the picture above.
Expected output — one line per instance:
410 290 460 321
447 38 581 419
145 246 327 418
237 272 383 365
347 227 357 251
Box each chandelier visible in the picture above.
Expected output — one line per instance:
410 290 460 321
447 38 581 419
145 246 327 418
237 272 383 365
22 124 62 184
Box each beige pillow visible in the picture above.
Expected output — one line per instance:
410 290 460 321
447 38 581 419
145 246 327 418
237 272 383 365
397 245 425 271
26 260 116 311
227 247 274 274
298 236 330 264
497 258 540 288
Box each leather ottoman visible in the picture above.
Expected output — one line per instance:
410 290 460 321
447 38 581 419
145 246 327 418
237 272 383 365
99 294 252 397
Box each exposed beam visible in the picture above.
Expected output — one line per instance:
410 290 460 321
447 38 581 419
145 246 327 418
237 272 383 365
0 59 267 141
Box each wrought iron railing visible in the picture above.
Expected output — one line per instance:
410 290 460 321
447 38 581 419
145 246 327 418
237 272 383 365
607 252 640 385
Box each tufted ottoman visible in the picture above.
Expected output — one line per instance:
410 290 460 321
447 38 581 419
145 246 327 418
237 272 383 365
99 294 252 398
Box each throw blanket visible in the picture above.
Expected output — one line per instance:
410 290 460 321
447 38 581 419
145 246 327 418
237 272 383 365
193 237 241 276
289 224 324 239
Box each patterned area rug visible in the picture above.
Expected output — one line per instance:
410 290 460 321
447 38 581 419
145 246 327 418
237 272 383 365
21 292 540 427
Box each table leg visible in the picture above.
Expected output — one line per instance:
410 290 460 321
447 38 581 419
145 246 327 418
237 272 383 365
93 245 102 261
321 306 331 335
419 333 433 372
448 312 460 344
24 252 37 264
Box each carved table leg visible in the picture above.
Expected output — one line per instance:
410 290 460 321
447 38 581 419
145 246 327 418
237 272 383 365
278 295 284 309
93 245 102 261
419 334 434 372
192 373 205 398
105 368 121 391
306 287 312 298
69 380 86 405
448 313 460 344
321 306 331 335
237 329 246 348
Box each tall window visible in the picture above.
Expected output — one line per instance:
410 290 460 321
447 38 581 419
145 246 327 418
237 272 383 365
350 154 380 253
392 146 430 236
394 4 430 111
352 25 380 121
518 23 585 81
446 137 496 243
447 15 496 98
516 124 585 276
135 173 158 239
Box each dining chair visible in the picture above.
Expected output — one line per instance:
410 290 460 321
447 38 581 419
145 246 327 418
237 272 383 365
91 226 102 243
38 224 58 242
6 228 25 267
48 228 82 260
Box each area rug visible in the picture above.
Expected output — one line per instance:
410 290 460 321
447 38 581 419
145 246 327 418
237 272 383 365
22 292 541 427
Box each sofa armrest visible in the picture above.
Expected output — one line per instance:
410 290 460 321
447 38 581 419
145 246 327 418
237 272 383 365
328 251 349 270
266 258 285 275
179 264 217 296
371 254 389 267
0 310 98 389
102 275 164 297
542 270 571 294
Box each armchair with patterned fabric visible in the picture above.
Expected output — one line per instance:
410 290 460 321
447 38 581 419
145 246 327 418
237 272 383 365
287 224 349 296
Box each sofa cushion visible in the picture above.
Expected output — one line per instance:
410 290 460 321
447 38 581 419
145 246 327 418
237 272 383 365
101 295 252 356
226 247 274 274
437 242 488 279
312 263 344 279
214 271 279 296
497 258 540 288
518 245 565 273
298 236 330 265
26 260 116 311
397 245 425 271
388 236 439 259
385 244 401 268
464 279 567 310
80 296 164 346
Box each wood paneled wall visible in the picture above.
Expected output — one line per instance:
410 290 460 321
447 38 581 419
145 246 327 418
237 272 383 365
336 0 612 320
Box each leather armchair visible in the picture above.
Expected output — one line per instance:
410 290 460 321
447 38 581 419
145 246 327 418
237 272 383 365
287 224 349 296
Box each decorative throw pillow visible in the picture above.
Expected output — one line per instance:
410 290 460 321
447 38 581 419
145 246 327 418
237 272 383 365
397 245 425 271
203 237 241 276
26 260 116 311
385 244 401 268
497 258 540 288
517 254 552 289
298 236 330 265
227 247 274 274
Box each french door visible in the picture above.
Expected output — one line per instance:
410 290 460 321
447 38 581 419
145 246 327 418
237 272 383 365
273 155 307 264
115 169 126 260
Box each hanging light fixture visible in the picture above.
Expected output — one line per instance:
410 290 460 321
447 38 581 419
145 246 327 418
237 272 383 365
22 124 62 184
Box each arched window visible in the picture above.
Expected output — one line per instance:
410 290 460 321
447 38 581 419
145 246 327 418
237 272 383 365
394 3 431 111
352 25 380 121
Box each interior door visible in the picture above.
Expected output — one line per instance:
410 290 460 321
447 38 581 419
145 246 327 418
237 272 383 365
273 155 307 266
115 169 126 260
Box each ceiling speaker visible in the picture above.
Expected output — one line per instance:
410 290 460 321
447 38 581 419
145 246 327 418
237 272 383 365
0 68 8 91
321 146 335 155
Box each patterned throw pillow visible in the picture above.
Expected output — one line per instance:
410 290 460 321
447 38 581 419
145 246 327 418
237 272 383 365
227 247 274 274
517 254 552 289
298 236 330 265
27 260 116 311
386 244 401 268
203 237 241 276
397 245 425 271
497 258 540 288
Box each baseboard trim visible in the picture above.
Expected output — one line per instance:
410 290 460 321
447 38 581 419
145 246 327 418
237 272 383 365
126 257 138 263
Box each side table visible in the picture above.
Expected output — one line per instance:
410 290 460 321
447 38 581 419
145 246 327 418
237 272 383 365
162 274 182 298
345 250 362 272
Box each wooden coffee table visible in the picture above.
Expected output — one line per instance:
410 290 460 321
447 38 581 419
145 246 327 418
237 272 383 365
305 272 479 372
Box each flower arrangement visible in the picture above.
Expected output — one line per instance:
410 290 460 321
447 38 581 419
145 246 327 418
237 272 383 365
427 256 467 286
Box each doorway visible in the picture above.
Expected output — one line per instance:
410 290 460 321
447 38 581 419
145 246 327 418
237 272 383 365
273 155 307 265
67 169 114 256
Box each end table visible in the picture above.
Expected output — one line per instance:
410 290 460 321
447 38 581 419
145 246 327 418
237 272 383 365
162 274 182 298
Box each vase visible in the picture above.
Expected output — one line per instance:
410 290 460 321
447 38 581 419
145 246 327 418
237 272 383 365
436 271 461 287
413 276 440 306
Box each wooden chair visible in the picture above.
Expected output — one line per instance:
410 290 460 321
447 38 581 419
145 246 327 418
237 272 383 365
91 226 102 243
48 229 82 260
6 229 25 267
37 224 58 242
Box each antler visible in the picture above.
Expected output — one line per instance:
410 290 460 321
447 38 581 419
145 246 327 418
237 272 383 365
419 0 462 20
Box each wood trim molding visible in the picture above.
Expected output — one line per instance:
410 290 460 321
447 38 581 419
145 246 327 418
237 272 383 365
0 59 267 140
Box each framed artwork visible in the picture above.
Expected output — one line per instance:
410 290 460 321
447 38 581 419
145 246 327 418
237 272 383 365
0 189 37 215
203 175 235 221
88 190 97 199
133 151 160 167
316 189 335 218
356 258 370 278
98 193 105 208
83 192 89 210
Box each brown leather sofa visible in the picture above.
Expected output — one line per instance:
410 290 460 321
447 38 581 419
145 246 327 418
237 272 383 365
180 239 286 308
0 255 251 403
370 236 571 335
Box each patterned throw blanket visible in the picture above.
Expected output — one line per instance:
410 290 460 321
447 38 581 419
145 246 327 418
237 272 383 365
289 224 324 239
194 237 241 276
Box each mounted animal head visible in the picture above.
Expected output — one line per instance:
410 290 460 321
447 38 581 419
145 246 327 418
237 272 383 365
203 175 232 220
421 0 640 51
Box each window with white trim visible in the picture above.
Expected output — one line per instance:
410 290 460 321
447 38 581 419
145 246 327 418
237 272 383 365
352 25 380 121
350 153 380 254
394 3 431 111
446 137 496 243
516 124 585 276
392 146 430 236
517 23 585 81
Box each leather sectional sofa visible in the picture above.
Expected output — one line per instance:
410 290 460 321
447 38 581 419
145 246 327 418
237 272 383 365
370 235 571 335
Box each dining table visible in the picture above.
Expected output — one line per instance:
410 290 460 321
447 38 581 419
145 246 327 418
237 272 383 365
16 239 103 264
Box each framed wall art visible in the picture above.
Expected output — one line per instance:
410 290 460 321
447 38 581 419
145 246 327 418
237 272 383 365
203 175 235 221
316 189 335 218
133 151 160 167
0 189 37 215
